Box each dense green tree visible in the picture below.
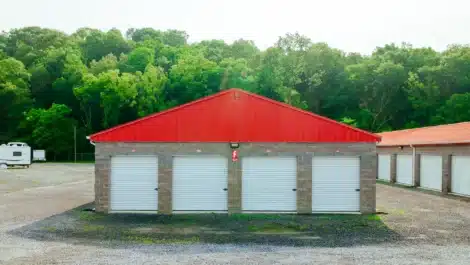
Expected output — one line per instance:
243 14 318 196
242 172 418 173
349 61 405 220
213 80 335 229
0 58 31 141
255 47 284 100
121 47 155 73
80 28 131 63
89 54 119 74
346 60 407 131
167 53 221 105
432 93 470 124
134 65 168 116
301 43 349 117
22 104 76 158
195 40 230 63
126 28 162 42
1 26 470 160
1 27 68 67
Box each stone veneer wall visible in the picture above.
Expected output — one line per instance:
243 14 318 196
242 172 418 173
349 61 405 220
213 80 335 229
95 142 377 214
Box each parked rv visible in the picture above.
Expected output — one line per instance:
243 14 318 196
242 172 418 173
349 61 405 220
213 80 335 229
0 142 32 168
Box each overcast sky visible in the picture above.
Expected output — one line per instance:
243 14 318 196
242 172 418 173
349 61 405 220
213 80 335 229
0 0 468 54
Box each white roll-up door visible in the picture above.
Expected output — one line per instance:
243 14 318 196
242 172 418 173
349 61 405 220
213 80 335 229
110 155 158 212
242 157 297 212
451 156 470 196
172 156 228 212
312 156 360 212
378 154 391 181
396 155 413 185
420 155 442 191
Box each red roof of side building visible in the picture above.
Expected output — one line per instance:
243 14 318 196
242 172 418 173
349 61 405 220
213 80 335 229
377 122 470 146
89 88 380 143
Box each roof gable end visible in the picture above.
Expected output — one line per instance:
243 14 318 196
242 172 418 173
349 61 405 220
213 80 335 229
90 88 380 142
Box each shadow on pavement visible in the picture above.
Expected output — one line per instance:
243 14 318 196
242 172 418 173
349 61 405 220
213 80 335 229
9 202 402 248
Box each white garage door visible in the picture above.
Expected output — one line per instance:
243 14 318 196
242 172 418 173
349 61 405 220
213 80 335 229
110 155 158 212
378 154 391 181
242 157 297 212
172 156 228 212
396 155 413 185
420 155 442 191
312 156 360 212
451 156 470 196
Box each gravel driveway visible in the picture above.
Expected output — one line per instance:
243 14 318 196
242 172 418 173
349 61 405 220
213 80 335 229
1 164 470 265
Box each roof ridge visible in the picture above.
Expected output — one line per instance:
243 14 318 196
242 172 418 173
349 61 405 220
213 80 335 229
378 121 470 135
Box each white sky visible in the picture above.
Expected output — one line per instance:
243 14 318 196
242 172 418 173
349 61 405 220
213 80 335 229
0 0 468 54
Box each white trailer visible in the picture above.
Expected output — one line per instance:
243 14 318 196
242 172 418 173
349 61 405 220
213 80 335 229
0 142 32 168
33 150 46 161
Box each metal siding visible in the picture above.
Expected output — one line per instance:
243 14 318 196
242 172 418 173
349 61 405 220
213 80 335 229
420 155 442 191
242 157 297 212
312 157 360 212
378 154 391 181
110 155 158 211
172 156 228 211
396 155 413 185
91 89 379 143
451 156 470 196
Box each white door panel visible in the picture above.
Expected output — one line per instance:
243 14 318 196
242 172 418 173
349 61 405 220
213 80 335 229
110 155 158 212
378 154 391 181
242 157 297 212
420 155 442 191
172 156 228 211
451 156 470 196
397 155 413 185
312 156 360 212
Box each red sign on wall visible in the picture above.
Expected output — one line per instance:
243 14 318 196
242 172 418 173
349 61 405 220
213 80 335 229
232 150 238 162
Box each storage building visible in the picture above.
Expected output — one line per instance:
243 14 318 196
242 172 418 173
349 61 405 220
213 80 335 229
377 122 470 197
88 88 380 214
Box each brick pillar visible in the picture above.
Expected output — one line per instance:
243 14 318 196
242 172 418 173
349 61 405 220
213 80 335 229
390 154 397 183
94 149 110 213
414 153 421 187
360 153 377 214
297 154 312 214
228 154 242 214
442 154 452 194
158 155 173 214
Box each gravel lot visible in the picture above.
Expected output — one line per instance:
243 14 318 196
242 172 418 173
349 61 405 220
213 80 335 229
1 163 470 265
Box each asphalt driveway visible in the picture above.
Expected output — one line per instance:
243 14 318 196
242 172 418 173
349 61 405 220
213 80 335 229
1 164 469 265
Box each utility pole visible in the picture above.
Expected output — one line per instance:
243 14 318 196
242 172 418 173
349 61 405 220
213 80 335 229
74 125 77 163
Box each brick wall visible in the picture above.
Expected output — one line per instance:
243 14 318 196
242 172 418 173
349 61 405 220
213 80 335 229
377 144 470 195
95 142 377 214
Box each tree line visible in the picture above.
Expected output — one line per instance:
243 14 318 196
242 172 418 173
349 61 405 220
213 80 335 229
1 27 469 159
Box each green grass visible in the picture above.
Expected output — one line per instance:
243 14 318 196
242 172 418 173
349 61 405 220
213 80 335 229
35 210 395 246
124 234 200 244
43 226 57 232
79 211 105 221
248 222 309 233
367 215 382 221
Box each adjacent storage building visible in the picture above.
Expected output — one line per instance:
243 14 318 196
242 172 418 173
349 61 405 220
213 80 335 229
377 122 470 197
89 88 380 214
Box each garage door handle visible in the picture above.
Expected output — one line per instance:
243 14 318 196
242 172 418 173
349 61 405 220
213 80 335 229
355 189 360 191
292 188 297 191
154 188 158 191
223 188 228 191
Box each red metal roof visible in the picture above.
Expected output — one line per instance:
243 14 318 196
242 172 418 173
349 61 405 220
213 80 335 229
89 88 380 143
378 122 470 146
